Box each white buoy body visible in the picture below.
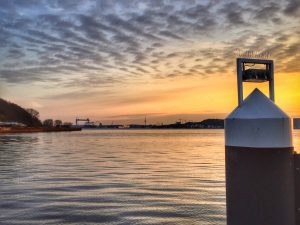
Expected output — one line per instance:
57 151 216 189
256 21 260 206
225 89 295 225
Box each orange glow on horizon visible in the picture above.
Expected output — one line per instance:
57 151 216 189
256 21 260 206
4 68 299 124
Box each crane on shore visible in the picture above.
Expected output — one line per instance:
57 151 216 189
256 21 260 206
75 118 90 126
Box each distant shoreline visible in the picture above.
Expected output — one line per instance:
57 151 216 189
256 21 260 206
0 127 81 134
81 127 224 130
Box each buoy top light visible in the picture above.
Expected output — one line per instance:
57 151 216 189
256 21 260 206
243 69 270 82
237 58 274 106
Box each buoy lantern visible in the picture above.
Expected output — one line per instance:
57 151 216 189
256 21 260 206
242 68 270 82
236 58 274 106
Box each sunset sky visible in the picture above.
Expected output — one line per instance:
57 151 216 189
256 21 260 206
0 0 299 124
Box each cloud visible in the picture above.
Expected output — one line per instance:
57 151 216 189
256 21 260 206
0 0 299 90
219 2 247 26
159 30 184 40
104 14 160 41
284 0 300 17
254 2 281 21
106 113 165 119
40 89 114 100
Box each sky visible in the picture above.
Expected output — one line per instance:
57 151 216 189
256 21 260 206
0 0 299 124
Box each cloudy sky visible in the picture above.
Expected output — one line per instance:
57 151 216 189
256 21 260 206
0 0 299 124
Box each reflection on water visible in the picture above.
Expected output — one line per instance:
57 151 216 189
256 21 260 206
0 130 299 225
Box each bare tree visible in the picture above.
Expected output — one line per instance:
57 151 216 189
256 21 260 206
43 119 53 127
26 108 39 119
54 120 62 127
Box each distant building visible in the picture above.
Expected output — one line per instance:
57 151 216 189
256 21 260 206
129 124 146 129
0 122 26 127
62 122 73 128
294 118 300 129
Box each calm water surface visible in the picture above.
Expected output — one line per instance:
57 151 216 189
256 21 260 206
0 129 299 225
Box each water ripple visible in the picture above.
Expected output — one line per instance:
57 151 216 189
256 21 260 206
3 130 296 224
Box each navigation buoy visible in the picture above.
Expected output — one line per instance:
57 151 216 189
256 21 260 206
225 58 295 225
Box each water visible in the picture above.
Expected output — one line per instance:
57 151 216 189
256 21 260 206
0 129 299 225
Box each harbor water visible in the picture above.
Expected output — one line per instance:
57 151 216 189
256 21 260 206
0 129 299 225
